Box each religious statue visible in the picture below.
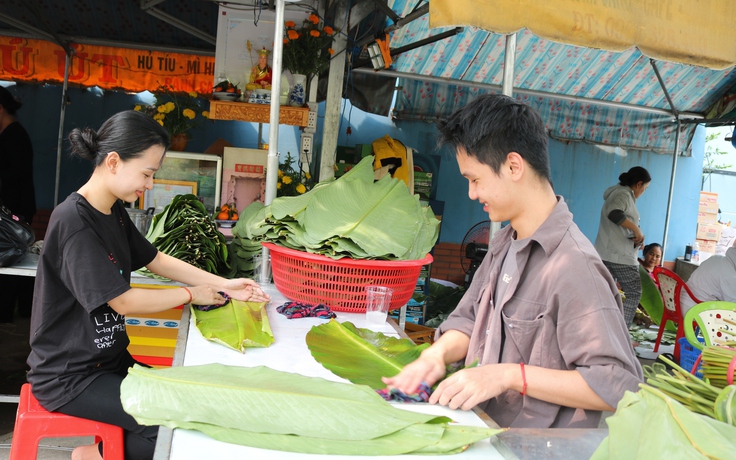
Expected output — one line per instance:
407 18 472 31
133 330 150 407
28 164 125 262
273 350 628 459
247 47 272 91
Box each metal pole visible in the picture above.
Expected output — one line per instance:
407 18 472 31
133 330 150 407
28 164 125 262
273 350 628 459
265 0 285 207
650 59 681 260
489 33 517 241
259 0 287 283
54 53 70 206
661 119 681 259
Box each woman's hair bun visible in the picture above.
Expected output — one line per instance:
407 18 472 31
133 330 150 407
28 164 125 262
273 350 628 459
68 127 100 161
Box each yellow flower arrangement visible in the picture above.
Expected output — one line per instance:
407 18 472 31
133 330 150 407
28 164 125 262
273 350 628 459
134 86 208 139
277 152 314 197
282 13 336 81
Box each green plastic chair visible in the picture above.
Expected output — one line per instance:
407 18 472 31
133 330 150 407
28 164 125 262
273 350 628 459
683 301 736 351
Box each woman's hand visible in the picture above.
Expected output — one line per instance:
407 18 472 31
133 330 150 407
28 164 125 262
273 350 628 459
632 227 645 246
221 278 271 303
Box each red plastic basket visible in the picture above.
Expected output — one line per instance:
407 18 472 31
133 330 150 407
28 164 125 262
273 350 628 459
264 242 433 312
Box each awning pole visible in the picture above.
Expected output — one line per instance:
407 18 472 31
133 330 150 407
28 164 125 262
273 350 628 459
54 52 70 206
650 59 680 260
260 0 287 277
490 33 516 241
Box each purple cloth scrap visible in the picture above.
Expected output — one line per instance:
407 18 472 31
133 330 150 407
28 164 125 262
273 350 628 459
276 301 337 319
376 382 432 403
192 291 230 311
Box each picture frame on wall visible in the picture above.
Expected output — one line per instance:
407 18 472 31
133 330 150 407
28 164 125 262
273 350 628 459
138 151 222 214
141 179 198 213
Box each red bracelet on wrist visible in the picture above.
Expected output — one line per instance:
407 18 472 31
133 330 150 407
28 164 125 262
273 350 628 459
519 362 527 396
182 286 193 305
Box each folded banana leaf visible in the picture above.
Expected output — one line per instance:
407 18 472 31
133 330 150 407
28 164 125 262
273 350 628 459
191 299 273 352
591 386 736 460
232 156 439 261
120 364 501 454
306 319 429 389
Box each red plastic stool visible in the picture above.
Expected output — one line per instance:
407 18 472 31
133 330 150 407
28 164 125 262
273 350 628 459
10 383 124 459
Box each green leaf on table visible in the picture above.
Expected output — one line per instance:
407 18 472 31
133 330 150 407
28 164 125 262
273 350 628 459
591 385 736 460
191 299 273 352
639 265 675 332
120 364 501 454
306 319 429 389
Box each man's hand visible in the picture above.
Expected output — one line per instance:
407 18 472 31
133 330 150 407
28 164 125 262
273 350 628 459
429 364 515 410
382 348 447 394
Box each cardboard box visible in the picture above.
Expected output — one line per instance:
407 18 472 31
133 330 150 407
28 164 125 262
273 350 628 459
699 191 719 214
696 221 722 241
696 238 717 255
697 211 718 223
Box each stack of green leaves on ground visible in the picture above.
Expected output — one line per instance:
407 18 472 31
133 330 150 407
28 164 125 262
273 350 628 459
120 364 502 455
191 299 273 353
591 386 736 460
139 194 230 277
306 319 430 389
230 156 439 261
702 343 736 389
643 355 736 425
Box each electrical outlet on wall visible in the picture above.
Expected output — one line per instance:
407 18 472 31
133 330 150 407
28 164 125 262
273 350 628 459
300 134 313 163
307 111 318 130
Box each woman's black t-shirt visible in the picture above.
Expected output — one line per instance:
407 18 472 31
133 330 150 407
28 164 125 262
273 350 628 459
27 193 158 410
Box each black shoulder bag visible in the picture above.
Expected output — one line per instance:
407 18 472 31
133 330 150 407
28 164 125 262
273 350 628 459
0 202 35 267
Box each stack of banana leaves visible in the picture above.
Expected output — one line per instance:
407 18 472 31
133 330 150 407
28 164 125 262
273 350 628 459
230 155 439 268
121 363 501 455
138 194 230 278
592 353 736 459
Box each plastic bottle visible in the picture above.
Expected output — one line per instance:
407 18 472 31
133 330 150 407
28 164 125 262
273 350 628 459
692 241 700 263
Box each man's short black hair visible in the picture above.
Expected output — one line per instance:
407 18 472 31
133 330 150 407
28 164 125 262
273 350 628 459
436 94 551 183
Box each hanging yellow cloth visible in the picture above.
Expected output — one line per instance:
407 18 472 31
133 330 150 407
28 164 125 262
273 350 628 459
430 0 736 70
372 135 413 191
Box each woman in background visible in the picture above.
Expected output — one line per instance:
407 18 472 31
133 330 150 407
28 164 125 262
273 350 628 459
27 110 270 460
594 166 651 327
0 85 36 322
639 242 663 283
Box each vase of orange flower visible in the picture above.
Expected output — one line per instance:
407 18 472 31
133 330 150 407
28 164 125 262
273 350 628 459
283 13 335 105
134 85 208 150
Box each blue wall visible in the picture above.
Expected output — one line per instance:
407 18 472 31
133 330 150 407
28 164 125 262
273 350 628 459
318 99 706 263
2 82 301 211
6 80 704 263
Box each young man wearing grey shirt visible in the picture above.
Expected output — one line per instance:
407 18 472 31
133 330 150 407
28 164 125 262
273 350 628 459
383 95 643 429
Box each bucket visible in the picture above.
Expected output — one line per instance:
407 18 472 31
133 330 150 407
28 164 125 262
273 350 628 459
126 208 154 236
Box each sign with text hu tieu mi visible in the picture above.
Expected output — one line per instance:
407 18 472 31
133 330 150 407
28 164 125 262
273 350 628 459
0 35 215 95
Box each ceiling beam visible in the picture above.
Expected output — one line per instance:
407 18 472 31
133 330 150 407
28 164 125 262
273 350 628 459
351 67 705 121
139 2 216 45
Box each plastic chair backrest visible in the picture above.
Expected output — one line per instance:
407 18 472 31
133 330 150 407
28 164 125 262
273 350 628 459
683 301 736 350
653 266 700 315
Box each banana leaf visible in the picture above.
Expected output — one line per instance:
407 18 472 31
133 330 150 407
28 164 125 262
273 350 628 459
120 363 501 454
191 299 273 352
169 418 495 455
236 156 439 261
591 386 736 460
639 265 675 332
306 320 430 389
